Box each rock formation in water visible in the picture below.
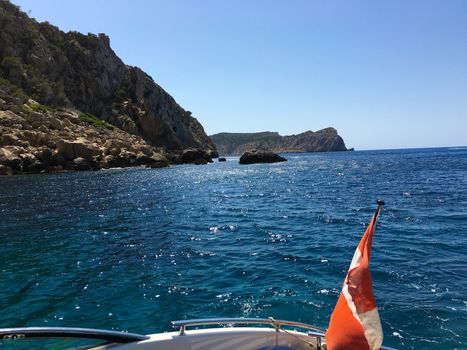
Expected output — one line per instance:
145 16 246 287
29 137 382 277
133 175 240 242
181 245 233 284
0 1 216 174
210 128 347 156
239 149 287 165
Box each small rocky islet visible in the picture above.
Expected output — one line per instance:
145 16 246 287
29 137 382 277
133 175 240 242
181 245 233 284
239 149 287 165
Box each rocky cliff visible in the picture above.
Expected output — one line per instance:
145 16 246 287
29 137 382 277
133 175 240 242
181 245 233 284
0 1 216 162
0 95 170 175
210 128 348 155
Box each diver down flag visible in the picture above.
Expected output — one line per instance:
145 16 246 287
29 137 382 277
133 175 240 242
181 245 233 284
325 204 384 350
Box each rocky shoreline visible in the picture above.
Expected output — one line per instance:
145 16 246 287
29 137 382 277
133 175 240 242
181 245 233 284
0 92 217 176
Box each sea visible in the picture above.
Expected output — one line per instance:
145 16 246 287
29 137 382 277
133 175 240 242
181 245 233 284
0 147 466 349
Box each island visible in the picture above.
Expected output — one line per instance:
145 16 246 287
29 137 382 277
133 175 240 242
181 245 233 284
210 128 348 156
239 150 287 165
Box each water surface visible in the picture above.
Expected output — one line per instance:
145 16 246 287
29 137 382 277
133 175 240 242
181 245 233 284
1 148 466 349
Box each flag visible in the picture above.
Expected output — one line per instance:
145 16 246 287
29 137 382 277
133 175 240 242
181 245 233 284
325 203 384 350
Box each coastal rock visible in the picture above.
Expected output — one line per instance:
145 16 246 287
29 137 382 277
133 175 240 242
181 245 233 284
207 149 219 159
136 153 154 166
150 160 169 169
0 147 22 171
239 149 287 165
0 165 13 175
19 153 36 168
52 152 67 167
73 157 92 171
218 157 227 162
24 161 45 174
22 130 49 147
143 153 170 168
194 158 208 165
47 116 63 130
57 139 97 161
178 148 213 164
0 133 20 146
36 148 53 165
136 153 169 168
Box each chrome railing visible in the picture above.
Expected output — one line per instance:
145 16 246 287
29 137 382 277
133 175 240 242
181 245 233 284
172 317 325 336
171 318 398 350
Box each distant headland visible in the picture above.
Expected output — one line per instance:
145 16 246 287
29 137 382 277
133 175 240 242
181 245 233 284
210 128 348 156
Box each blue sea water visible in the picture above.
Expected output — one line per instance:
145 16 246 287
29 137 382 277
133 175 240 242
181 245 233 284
0 147 466 349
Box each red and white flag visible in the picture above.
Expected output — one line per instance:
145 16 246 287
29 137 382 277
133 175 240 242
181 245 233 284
325 204 384 350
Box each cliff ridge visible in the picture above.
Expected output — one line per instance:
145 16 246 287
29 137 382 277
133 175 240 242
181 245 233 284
210 128 348 155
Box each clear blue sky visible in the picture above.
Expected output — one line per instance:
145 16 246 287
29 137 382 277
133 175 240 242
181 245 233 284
13 0 467 150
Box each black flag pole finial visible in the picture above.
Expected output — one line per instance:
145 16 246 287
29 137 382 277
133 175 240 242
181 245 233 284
374 200 385 221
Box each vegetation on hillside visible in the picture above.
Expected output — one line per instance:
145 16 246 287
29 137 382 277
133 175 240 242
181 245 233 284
79 112 113 129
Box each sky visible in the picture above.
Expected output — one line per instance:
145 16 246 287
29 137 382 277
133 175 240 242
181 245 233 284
12 0 467 150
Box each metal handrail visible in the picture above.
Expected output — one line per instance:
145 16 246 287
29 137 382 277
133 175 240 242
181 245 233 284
0 327 149 343
171 318 399 350
172 317 326 336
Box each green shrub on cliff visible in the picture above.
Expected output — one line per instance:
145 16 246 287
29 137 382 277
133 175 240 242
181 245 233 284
30 103 55 113
113 88 127 103
79 112 113 130
21 101 56 114
0 77 28 102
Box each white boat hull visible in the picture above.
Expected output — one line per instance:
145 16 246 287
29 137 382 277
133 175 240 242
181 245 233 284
104 328 322 350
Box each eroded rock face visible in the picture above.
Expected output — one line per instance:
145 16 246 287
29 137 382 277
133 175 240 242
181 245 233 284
57 139 98 161
239 149 287 165
0 1 216 155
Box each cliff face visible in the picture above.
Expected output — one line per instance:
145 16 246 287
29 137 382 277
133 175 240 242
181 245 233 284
0 1 215 152
210 128 348 155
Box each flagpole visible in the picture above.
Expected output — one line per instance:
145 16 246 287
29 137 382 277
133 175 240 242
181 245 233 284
375 199 385 221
